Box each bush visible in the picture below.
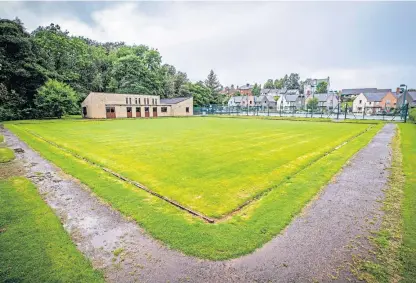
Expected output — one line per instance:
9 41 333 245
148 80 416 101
409 108 416 123
35 79 78 119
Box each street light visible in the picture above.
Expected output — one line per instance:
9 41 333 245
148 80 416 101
399 84 407 119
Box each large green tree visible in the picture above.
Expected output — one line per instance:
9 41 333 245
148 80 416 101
0 19 46 120
252 83 261 96
204 70 222 104
264 79 275 89
285 73 300 89
316 81 328 94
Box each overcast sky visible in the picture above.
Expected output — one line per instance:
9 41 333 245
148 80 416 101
1 1 415 90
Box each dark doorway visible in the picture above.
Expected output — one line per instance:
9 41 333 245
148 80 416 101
153 107 158 117
145 107 150 117
127 107 132 118
136 107 141 118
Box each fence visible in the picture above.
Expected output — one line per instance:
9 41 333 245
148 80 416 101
193 103 410 122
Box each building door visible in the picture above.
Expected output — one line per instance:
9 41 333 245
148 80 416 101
127 107 132 118
106 107 116 118
145 107 150 117
153 107 158 117
136 107 141 118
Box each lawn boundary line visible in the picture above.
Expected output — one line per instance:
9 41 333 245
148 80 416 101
19 128 215 223
17 124 376 224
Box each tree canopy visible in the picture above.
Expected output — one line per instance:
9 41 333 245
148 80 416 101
0 18 218 120
316 81 328 94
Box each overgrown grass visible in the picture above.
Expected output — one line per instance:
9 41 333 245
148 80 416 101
8 118 370 218
7 120 382 259
0 177 104 282
0 147 15 163
399 123 416 282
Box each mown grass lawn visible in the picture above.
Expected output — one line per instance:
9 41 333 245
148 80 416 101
8 117 370 218
0 177 104 282
6 118 381 259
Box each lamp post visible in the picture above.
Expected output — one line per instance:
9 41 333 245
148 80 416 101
399 84 407 119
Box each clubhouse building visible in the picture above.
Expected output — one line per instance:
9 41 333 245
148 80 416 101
81 92 193 119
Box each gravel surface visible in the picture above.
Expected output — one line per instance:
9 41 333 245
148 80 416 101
2 123 396 282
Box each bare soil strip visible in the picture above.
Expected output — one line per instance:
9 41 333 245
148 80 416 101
2 124 395 282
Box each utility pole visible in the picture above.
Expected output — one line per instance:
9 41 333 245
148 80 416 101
399 84 407 119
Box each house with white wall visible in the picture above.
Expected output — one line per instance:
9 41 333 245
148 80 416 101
276 94 304 111
228 96 242 107
352 93 385 113
305 93 339 111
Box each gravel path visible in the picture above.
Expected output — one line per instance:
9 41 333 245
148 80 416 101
2 123 395 282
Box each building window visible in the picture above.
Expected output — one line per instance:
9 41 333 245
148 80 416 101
153 107 157 113
126 97 128 104
161 107 168 113
145 107 149 112
82 107 87 116
186 107 190 113
139 98 141 104
106 107 111 113
359 100 362 104
155 100 157 105
127 107 132 112
136 107 141 112
129 98 132 104
135 98 138 104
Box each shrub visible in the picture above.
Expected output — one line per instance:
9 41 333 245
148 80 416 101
409 108 416 123
34 79 78 119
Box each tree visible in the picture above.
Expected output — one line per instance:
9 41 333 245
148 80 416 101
204 70 222 104
285 73 300 89
34 79 78 118
0 19 46 120
252 83 261 96
274 79 284 89
316 81 328 94
306 97 319 110
264 79 275 89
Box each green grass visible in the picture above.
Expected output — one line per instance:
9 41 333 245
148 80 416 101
8 118 370 218
6 118 381 259
0 177 104 282
0 147 15 163
0 134 4 143
399 123 416 282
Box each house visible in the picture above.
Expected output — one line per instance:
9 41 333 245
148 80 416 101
237 84 254 95
81 92 193 119
341 88 391 98
305 93 339 111
397 91 416 108
256 95 277 110
276 94 304 111
227 96 243 107
260 89 280 97
241 95 255 107
352 91 396 113
304 77 330 96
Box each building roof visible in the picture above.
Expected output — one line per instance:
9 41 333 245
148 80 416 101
342 88 377 95
376 89 392 93
260 88 280 95
264 95 275 102
363 93 386 102
285 94 299 102
160 97 190 104
238 84 254 90
313 93 330 102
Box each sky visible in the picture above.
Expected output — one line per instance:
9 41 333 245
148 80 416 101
1 1 415 90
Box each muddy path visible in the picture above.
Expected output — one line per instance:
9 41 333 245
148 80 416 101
1 124 396 282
